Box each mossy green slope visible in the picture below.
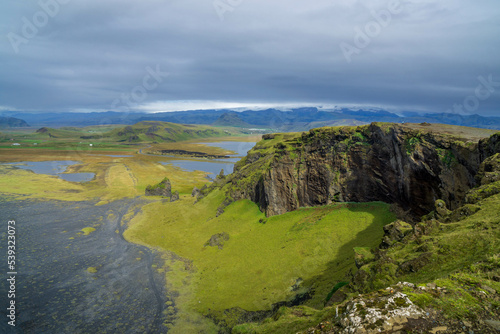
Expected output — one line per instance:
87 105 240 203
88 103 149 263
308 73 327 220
124 187 395 331
235 149 500 334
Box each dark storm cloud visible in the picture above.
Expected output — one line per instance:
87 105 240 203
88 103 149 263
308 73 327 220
0 0 499 115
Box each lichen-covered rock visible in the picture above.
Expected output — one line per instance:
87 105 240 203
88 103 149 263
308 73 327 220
465 181 500 204
215 197 233 217
354 247 375 269
397 252 433 274
192 186 200 197
465 153 500 204
448 204 481 221
338 291 425 334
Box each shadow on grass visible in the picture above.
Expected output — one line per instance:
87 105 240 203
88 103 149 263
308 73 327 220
209 202 395 332
296 202 395 309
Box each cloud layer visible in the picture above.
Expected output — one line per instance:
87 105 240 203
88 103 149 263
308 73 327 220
1 0 499 115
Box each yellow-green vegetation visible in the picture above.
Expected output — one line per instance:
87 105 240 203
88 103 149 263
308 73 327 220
232 190 500 333
0 121 250 151
360 191 500 291
87 267 98 273
1 122 494 152
403 271 500 319
0 145 216 201
81 227 96 235
124 187 395 328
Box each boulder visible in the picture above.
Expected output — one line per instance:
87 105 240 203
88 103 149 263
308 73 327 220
171 190 179 202
205 232 230 250
380 220 413 249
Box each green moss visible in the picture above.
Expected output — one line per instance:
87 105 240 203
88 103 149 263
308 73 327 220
435 148 457 167
405 134 422 154
87 267 98 273
146 177 170 192
81 227 96 235
407 292 434 308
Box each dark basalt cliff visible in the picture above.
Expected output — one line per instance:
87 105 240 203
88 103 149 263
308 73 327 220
222 123 500 218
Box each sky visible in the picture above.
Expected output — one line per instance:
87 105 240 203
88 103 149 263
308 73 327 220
0 0 499 116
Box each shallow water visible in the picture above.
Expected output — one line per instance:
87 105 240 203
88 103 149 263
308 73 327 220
199 141 257 158
104 155 133 157
4 161 95 183
58 172 95 182
164 141 257 179
161 159 236 179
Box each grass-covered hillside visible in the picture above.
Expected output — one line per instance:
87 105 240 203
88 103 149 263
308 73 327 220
124 182 397 332
231 154 500 334
0 121 248 150
215 126 500 334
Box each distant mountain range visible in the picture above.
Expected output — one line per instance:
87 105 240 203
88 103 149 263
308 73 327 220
0 116 30 128
1 108 500 131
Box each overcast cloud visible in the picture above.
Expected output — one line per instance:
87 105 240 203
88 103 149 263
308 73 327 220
0 0 499 115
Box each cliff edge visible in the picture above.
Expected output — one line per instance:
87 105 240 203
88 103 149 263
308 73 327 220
219 123 499 218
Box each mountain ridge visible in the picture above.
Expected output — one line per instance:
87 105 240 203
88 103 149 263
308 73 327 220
4 108 500 131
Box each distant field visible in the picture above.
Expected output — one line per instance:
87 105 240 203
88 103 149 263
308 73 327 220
0 121 254 152
0 147 214 203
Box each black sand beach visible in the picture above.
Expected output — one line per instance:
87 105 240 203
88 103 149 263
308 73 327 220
0 197 173 333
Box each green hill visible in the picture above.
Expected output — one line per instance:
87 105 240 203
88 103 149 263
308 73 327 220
0 121 246 149
213 112 250 128
0 116 29 128
106 121 237 142
34 121 238 143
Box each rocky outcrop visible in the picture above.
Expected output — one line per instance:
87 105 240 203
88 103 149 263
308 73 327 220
224 123 500 218
205 232 230 250
380 220 413 249
145 177 172 197
338 290 425 333
170 190 179 202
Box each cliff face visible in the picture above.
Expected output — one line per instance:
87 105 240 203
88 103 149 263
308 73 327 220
225 123 500 218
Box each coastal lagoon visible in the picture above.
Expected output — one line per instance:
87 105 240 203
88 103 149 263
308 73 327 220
162 142 256 179
4 161 95 182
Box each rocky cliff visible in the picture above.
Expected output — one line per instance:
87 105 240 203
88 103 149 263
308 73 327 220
222 123 500 218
